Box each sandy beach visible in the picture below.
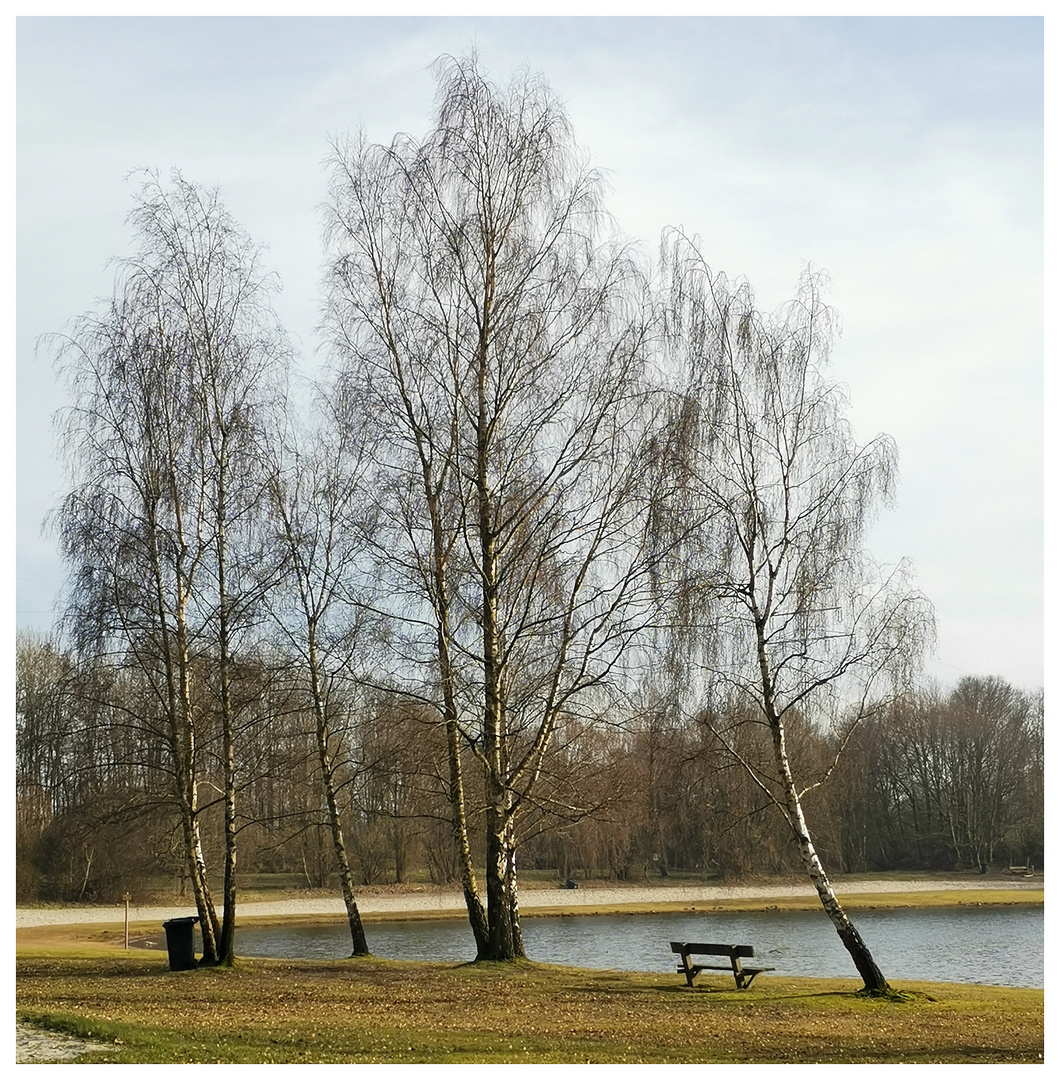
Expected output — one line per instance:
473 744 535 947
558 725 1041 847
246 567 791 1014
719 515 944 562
16 874 1042 929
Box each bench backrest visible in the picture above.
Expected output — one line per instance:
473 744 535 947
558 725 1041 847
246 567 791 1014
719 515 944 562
670 941 755 958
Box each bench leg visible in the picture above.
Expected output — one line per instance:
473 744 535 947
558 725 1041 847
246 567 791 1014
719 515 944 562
738 969 769 989
732 962 764 989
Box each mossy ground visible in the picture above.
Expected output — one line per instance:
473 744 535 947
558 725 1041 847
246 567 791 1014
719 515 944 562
16 942 1044 1064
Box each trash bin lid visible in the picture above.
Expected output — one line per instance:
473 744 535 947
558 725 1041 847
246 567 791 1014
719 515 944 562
162 916 200 927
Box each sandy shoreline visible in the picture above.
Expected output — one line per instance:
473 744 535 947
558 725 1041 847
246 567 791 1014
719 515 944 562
16 875 1042 928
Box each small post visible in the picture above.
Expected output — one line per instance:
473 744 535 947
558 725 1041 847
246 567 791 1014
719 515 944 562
123 892 131 949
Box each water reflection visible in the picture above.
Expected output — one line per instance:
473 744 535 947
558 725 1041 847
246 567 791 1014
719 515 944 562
232 905 1043 988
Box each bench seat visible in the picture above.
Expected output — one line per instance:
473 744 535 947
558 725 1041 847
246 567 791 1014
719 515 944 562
670 940 775 989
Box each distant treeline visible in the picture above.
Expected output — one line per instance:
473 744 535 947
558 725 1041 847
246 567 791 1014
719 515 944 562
16 633 1041 903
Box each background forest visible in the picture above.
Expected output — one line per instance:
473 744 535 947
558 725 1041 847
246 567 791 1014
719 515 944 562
16 635 1043 904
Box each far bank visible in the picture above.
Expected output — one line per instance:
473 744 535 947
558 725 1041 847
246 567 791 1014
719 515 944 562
17 872 1043 941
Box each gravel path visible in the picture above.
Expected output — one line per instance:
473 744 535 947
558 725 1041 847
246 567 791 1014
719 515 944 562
15 1023 115 1064
15 875 1041 928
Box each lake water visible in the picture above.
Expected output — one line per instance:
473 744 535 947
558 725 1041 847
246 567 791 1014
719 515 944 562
230 905 1043 988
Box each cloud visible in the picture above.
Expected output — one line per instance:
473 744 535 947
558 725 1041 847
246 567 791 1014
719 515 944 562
15 16 1043 688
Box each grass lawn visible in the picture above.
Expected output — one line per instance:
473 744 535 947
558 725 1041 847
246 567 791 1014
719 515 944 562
16 934 1044 1064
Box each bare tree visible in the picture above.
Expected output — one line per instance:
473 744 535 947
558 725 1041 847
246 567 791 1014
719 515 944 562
938 677 1039 872
324 54 657 960
267 409 373 955
49 170 288 965
15 634 75 848
853 678 1044 873
655 235 934 993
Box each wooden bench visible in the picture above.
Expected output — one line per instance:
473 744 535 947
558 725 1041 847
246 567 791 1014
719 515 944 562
670 941 774 989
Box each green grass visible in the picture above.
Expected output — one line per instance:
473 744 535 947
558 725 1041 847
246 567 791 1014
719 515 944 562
16 946 1044 1064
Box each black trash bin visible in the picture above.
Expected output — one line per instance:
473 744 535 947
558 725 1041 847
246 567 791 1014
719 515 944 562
162 916 199 971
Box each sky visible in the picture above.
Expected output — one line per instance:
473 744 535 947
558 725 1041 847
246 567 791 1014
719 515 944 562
14 15 1045 692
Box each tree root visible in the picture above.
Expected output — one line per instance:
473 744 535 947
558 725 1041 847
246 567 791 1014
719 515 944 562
855 985 936 1003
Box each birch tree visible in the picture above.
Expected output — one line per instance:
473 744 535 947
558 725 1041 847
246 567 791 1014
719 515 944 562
267 408 373 956
50 170 287 965
656 235 934 993
325 54 657 960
